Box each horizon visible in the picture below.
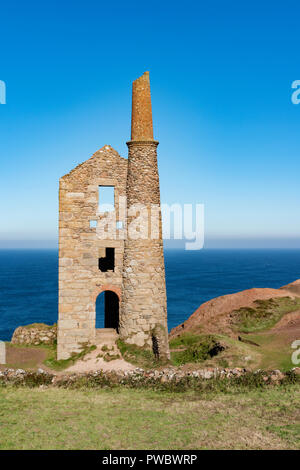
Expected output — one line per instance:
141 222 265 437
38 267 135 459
1 240 300 250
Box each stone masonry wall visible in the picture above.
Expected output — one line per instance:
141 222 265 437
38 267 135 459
11 324 57 346
120 141 170 359
57 146 127 360
131 71 154 141
58 72 169 361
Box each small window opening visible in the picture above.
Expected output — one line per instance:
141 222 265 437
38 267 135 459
98 186 115 212
90 220 97 228
116 221 123 229
98 248 115 272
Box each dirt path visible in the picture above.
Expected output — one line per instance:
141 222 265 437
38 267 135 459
0 344 50 372
63 345 136 374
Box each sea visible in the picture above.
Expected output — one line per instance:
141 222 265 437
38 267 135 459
0 249 300 341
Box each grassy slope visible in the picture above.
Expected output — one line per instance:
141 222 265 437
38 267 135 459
0 385 299 450
169 333 262 369
231 297 300 332
166 297 300 371
239 333 297 371
168 331 297 371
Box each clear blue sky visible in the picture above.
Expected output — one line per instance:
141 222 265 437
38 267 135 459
1 0 300 248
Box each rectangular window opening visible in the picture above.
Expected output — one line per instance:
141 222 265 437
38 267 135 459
98 248 115 272
116 221 123 229
90 220 97 228
98 186 115 213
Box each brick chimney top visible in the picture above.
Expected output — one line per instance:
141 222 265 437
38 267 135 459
131 71 154 141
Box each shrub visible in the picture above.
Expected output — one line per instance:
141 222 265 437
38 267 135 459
117 339 164 368
170 334 225 366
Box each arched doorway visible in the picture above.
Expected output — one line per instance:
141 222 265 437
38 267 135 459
96 290 119 332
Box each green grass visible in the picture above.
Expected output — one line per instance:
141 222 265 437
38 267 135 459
169 334 225 366
118 334 226 368
118 335 225 368
117 339 164 369
240 333 297 371
0 385 299 449
231 297 300 333
118 331 295 371
169 334 205 348
21 322 56 330
266 423 300 447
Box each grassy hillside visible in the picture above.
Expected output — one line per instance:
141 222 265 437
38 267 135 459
167 331 297 371
3 294 300 373
0 385 299 450
230 297 300 332
165 296 300 371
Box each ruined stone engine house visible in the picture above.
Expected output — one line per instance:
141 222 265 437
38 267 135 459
57 72 169 360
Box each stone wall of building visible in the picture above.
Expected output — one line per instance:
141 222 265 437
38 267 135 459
120 142 169 359
119 72 170 360
57 72 169 361
57 146 127 359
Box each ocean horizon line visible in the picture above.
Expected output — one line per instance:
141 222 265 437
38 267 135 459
0 246 300 251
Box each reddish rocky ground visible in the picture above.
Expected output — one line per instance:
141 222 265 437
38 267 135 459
169 281 300 339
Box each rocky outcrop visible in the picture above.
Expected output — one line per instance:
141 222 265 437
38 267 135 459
170 282 300 339
11 323 57 346
280 279 300 296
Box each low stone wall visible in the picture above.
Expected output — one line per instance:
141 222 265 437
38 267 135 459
11 323 57 346
0 366 299 388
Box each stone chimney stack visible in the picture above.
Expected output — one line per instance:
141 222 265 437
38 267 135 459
119 72 170 360
131 71 154 141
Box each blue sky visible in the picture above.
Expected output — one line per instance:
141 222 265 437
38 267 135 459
1 0 300 248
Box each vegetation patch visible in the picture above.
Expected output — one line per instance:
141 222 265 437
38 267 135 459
267 423 300 447
118 334 225 368
231 297 300 332
170 334 225 366
43 344 96 371
117 339 163 368
48 370 298 393
0 382 299 449
103 353 120 362
239 332 298 371
21 322 56 330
